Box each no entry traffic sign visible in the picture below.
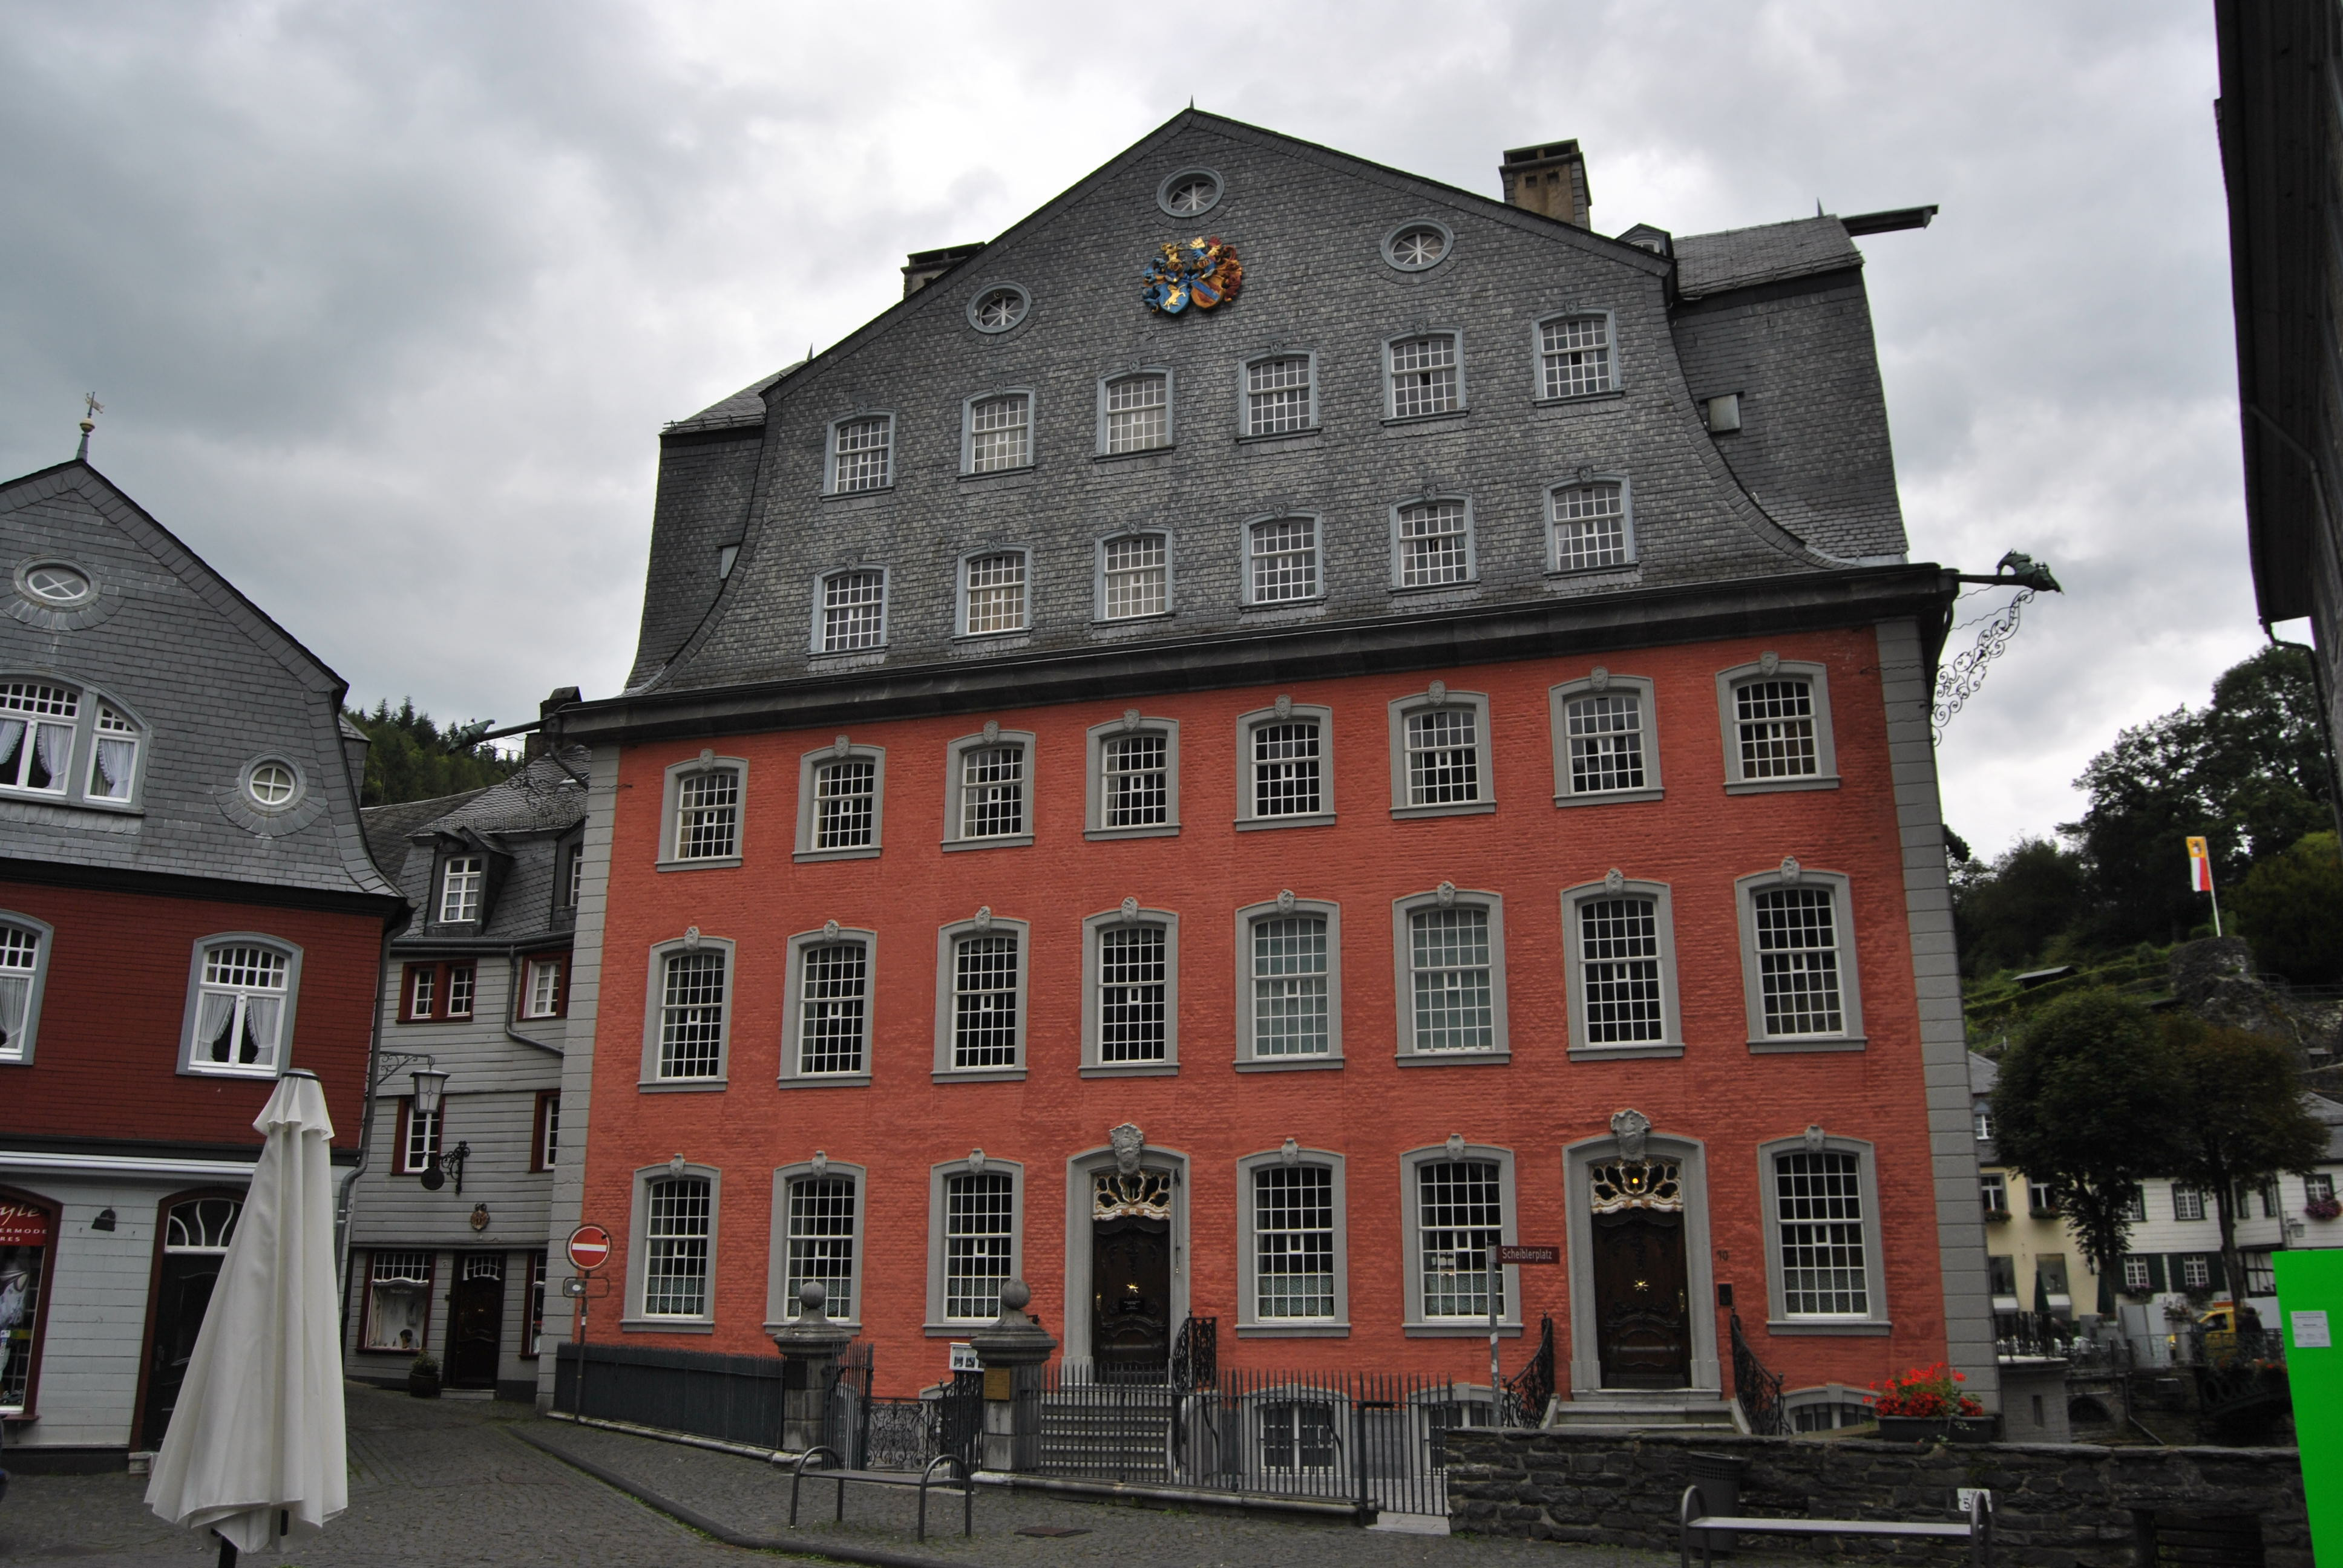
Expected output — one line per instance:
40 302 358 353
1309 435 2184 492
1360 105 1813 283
567 1223 614 1273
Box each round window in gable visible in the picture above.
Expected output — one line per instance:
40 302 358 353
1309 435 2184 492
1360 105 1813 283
968 284 1031 334
18 561 94 606
1156 168 1225 219
1383 221 1455 273
246 759 301 809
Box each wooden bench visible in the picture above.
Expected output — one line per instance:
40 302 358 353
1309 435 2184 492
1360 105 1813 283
1679 1485 1991 1568
785 1447 974 1541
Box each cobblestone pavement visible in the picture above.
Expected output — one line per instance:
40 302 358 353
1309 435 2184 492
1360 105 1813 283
0 1385 1683 1568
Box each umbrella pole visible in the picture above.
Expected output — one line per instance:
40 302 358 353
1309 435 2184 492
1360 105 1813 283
214 1530 236 1567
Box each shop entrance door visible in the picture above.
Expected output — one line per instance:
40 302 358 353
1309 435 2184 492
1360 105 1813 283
446 1255 505 1388
142 1197 241 1448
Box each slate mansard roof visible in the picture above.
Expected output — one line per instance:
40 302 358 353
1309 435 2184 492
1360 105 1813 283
610 109 1931 717
0 460 399 904
366 748 588 952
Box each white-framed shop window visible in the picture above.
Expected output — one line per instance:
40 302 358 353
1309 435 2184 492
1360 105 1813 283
1084 715 1179 839
1734 867 1864 1051
942 728 1035 849
626 1163 720 1330
1081 907 1180 1075
1399 1144 1519 1334
1236 1149 1349 1334
1757 1134 1889 1333
1558 878 1683 1058
795 740 885 861
932 915 1029 1080
638 935 734 1087
658 756 749 867
779 927 876 1085
1715 658 1839 792
770 1160 865 1325
1548 673 1662 805
1236 702 1334 829
928 1158 1023 1329
1233 897 1342 1069
180 934 300 1077
1386 688 1495 818
1391 890 1508 1062
362 1250 434 1352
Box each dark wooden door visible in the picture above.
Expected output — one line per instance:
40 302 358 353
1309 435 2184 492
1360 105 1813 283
447 1270 505 1388
1092 1214 1171 1380
142 1253 224 1447
1591 1209 1691 1388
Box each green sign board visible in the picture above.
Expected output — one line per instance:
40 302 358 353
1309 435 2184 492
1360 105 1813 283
2273 1250 2343 1563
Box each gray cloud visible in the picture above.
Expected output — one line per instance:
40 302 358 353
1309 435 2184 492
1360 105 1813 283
0 0 2253 851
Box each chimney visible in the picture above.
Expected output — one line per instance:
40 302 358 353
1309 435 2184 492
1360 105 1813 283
1500 140 1590 228
902 241 989 298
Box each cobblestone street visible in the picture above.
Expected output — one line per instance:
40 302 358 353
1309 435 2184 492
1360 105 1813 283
0 1385 1682 1568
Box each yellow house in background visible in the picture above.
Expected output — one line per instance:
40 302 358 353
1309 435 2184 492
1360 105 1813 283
1970 1051 2101 1328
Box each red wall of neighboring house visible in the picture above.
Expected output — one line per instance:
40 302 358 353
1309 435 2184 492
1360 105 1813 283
0 882 380 1152
580 627 1946 1394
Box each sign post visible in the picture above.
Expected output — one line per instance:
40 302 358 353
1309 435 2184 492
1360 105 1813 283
1495 1245 1560 1424
565 1224 612 1422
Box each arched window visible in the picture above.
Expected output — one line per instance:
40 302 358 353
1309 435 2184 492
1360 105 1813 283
181 936 301 1077
0 679 147 808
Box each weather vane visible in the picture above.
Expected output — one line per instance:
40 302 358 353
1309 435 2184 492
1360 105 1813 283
77 393 103 460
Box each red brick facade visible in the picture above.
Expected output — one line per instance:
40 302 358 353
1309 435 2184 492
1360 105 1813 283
578 625 1950 1396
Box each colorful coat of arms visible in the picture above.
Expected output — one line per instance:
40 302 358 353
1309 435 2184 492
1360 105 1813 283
1141 235 1242 314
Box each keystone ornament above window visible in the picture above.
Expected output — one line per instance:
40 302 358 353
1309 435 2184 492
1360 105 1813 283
1141 236 1243 315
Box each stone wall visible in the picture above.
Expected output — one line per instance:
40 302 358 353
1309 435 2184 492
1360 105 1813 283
1445 1428 2310 1568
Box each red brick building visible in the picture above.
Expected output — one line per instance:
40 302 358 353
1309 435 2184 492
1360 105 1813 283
542 115 1994 1426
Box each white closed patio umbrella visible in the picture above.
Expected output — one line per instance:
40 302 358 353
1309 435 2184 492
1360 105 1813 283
145 1069 347 1562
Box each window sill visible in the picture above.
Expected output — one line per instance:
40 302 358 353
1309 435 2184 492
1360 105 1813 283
950 631 1032 648
1089 612 1178 631
1085 824 1180 841
1236 428 1321 446
1748 1037 1867 1054
182 1064 280 1080
1237 1322 1352 1338
1554 787 1665 808
1533 389 1626 410
621 1318 716 1334
638 1077 730 1092
0 791 143 817
1395 1050 1511 1068
1237 598 1326 616
1235 1057 1343 1073
1388 580 1480 598
941 834 1034 852
1406 1323 1522 1339
1723 776 1840 795
1380 408 1469 429
808 649 888 667
1391 801 1496 820
764 1318 864 1336
1545 561 1639 581
1093 446 1174 464
795 846 881 863
1568 1044 1685 1061
656 856 742 872
821 486 896 503
1765 1319 1892 1336
1080 1062 1178 1079
1235 812 1335 832
932 1068 1027 1084
778 1073 872 1089
926 1322 997 1337
957 465 1038 486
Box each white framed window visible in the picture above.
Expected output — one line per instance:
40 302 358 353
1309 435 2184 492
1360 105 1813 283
521 955 564 1020
89 705 140 801
1081 907 1179 1074
0 913 53 1065
362 1250 433 1352
1716 659 1839 792
659 756 747 867
446 963 474 1018
1535 313 1614 400
1548 479 1634 572
0 679 146 808
638 936 733 1087
964 391 1034 474
1391 890 1509 1060
1734 868 1864 1050
1235 702 1333 828
1098 533 1171 621
1386 690 1495 818
2308 1173 2337 1204
932 915 1028 1079
565 842 585 909
182 935 299 1076
779 928 873 1083
942 728 1034 848
1234 897 1342 1068
1241 354 1316 437
396 1095 442 1174
967 284 1030 333
1758 1135 1887 1331
1236 1151 1349 1333
1980 1172 2008 1215
1391 498 1474 589
773 1163 864 1322
534 1090 560 1171
1157 167 1223 217
1400 1144 1519 1334
1100 371 1172 454
2179 1255 2212 1289
437 855 483 923
1559 878 1683 1057
960 550 1029 636
626 1163 719 1328
929 1160 1022 1327
2173 1186 2206 1221
828 414 894 494
1383 220 1453 272
1084 716 1179 839
1385 333 1464 419
528 1252 548 1354
795 740 885 861
1244 515 1320 605
1548 673 1662 805
2122 1256 2152 1293
405 964 436 1021
815 569 887 653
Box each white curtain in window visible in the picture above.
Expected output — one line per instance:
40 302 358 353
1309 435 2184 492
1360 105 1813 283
240 995 283 1064
0 720 22 769
195 993 237 1062
32 722 69 778
0 973 27 1049
90 737 135 799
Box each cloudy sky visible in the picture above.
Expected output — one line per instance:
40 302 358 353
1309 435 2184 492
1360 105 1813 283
0 0 2254 854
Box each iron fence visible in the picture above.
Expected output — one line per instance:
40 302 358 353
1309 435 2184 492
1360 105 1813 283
819 1342 985 1471
1728 1310 1788 1436
1501 1315 1555 1426
552 1341 783 1449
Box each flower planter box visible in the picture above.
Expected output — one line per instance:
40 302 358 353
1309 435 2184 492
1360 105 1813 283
407 1369 442 1399
1875 1414 1998 1443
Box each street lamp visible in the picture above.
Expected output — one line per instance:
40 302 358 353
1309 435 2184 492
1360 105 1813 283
410 1070 467 1194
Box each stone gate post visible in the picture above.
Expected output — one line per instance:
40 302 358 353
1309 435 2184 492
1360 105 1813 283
968 1279 1058 1473
768 1281 854 1454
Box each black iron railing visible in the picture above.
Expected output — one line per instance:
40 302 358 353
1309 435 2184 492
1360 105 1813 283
1501 1315 1555 1426
1728 1310 1788 1436
1171 1314 1217 1390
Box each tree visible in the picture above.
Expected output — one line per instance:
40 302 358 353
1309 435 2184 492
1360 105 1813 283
2229 831 2343 985
2160 1014 2330 1302
344 698 517 806
1990 991 2185 1292
1951 836 2088 978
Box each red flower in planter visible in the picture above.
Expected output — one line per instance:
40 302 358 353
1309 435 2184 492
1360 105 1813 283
1868 1361 1984 1418
2305 1196 2341 1222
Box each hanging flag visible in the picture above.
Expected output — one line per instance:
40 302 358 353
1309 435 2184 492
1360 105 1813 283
2186 835 2214 893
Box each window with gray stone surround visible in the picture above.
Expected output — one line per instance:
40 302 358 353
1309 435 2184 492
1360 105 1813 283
932 913 1028 1080
770 1160 865 1326
0 911 52 1065
1547 477 1635 572
1098 371 1173 454
1733 866 1864 1051
779 926 876 1086
1559 877 1683 1058
1384 332 1466 420
1715 658 1839 792
658 754 747 869
1400 1143 1520 1336
1533 312 1617 402
1084 714 1179 838
0 677 149 812
1236 701 1335 829
1548 673 1663 805
962 390 1035 475
624 1161 720 1331
180 933 302 1078
1391 888 1508 1063
1757 1134 1888 1333
1095 532 1172 621
1237 1149 1349 1334
811 569 888 654
795 739 885 861
1390 498 1475 589
943 727 1035 849
639 934 733 1088
1234 895 1343 1070
1081 905 1179 1076
1386 687 1494 818
1238 353 1317 437
825 413 894 494
927 1157 1023 1330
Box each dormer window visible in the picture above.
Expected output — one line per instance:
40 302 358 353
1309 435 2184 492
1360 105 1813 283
439 856 484 923
0 679 148 808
